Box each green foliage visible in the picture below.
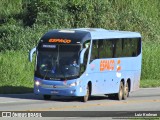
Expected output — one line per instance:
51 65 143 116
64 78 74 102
0 24 51 51
140 79 160 88
0 0 159 51
141 42 160 80
0 0 22 17
0 51 34 93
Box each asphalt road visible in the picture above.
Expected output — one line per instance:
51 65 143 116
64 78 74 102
0 88 160 119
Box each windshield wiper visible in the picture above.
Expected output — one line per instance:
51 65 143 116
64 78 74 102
43 70 50 80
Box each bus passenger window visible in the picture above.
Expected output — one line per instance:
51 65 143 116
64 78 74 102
105 40 113 58
115 39 123 57
91 40 98 61
122 39 128 57
131 39 136 56
98 40 105 58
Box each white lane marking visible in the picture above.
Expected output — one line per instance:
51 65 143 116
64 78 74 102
0 101 18 104
0 99 40 104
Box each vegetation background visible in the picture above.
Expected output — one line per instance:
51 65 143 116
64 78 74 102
0 0 160 93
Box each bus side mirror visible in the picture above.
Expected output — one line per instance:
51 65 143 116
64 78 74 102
80 48 87 64
29 47 36 62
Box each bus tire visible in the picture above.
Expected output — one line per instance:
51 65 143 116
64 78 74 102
116 81 123 100
122 82 129 100
81 85 90 102
43 95 51 100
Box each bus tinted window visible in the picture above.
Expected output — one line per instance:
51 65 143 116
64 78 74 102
122 39 130 57
131 39 137 56
91 40 98 61
115 39 123 58
90 38 141 61
98 40 105 58
137 38 141 56
105 40 114 58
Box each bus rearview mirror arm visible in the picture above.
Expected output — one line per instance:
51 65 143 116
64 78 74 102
29 47 36 62
80 48 87 64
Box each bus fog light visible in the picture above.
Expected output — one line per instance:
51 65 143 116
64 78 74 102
37 89 40 92
70 90 76 94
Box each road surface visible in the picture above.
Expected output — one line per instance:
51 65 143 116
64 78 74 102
0 88 160 119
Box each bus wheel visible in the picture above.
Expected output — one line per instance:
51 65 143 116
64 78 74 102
116 81 123 100
122 82 129 100
82 85 90 102
43 95 51 100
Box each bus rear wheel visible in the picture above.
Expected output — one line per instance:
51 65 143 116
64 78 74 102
43 95 51 100
122 82 129 100
116 81 123 100
81 85 90 102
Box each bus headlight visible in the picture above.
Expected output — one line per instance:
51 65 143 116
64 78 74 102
69 80 81 87
70 82 76 87
35 81 41 86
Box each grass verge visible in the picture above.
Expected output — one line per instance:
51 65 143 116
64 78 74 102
0 50 34 94
140 79 160 88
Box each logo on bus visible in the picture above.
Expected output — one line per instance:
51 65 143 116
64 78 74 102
49 39 71 44
100 59 121 72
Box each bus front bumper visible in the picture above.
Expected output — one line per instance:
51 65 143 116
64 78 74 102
34 85 86 97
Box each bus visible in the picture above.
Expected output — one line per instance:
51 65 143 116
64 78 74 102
29 28 142 102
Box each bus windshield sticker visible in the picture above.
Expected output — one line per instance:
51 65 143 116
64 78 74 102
42 44 56 48
49 39 71 44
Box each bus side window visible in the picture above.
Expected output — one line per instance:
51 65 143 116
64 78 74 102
105 40 113 58
137 38 141 56
90 40 98 61
115 39 123 58
98 40 105 58
126 38 133 57
134 38 141 56
122 39 128 57
131 39 136 57
122 38 140 57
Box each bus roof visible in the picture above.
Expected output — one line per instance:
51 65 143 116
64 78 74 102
40 28 141 45
73 28 141 39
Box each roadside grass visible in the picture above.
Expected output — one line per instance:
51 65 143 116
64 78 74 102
141 42 160 80
0 50 34 94
140 79 160 88
140 42 160 88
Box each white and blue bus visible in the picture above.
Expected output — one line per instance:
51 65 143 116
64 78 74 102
29 28 142 102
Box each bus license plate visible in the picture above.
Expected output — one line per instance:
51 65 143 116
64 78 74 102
51 91 58 94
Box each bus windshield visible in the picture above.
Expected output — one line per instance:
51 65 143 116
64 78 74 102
35 44 81 80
